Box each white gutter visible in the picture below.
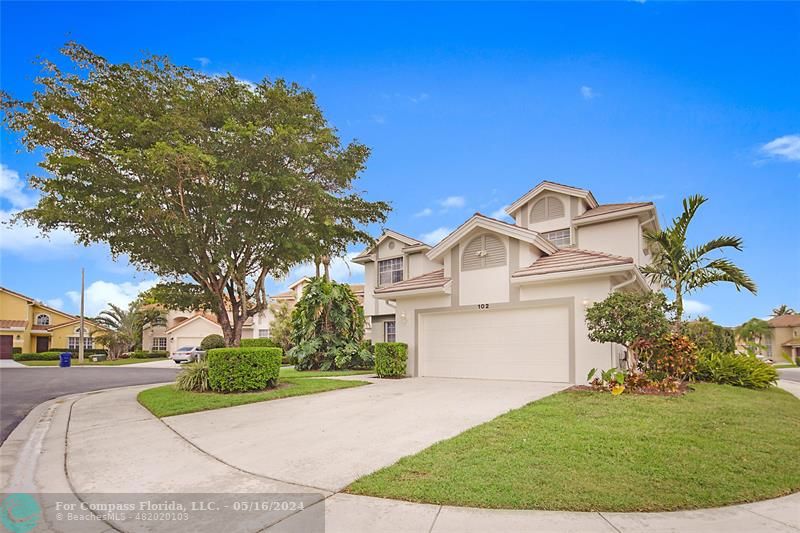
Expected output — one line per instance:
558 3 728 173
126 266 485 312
611 272 637 292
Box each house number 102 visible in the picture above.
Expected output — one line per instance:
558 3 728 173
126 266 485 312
477 303 490 310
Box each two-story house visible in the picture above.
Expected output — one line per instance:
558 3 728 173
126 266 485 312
354 181 659 384
0 286 108 358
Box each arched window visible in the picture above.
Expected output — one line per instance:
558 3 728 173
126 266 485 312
462 234 507 271
35 313 50 326
530 196 565 223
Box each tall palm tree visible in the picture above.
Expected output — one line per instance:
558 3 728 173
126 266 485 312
772 304 796 316
641 195 757 330
736 317 772 348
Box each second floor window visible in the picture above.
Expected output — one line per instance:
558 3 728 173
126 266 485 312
378 257 403 285
258 329 270 338
35 313 50 326
544 228 571 247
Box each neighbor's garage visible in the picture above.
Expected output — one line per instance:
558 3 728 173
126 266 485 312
418 304 570 382
175 337 204 349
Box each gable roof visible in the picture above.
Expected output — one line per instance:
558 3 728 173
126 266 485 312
769 315 800 328
0 286 76 320
164 314 220 334
44 317 109 332
373 269 451 295
0 320 27 330
505 180 599 217
512 248 634 278
353 229 427 263
427 213 558 262
572 202 658 228
288 277 311 290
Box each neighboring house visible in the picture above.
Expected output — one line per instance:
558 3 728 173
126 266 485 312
766 315 800 364
354 180 659 384
141 277 366 350
0 286 108 358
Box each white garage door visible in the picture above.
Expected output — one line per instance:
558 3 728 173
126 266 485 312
175 337 204 349
419 305 570 382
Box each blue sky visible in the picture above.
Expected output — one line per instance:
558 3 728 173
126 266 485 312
1 1 798 324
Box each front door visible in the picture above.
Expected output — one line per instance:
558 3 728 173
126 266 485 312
0 335 13 359
36 336 50 352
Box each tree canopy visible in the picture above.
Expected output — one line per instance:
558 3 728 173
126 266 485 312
2 43 389 345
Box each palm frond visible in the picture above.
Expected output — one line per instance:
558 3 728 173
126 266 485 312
685 258 757 294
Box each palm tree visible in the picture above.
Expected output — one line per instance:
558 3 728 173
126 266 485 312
772 304 796 316
736 317 772 349
641 195 757 330
94 302 165 357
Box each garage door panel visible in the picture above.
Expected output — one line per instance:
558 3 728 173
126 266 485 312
420 305 569 382
176 337 204 348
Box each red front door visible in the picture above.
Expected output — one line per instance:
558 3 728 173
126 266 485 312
36 336 50 352
0 335 13 359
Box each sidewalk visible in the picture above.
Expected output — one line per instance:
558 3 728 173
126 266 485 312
2 382 799 532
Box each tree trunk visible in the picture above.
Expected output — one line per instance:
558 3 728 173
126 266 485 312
322 255 330 282
674 288 684 333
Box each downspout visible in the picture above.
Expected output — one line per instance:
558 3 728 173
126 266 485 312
611 272 637 292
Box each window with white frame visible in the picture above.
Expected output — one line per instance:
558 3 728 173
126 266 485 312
152 337 167 351
68 336 93 350
35 313 50 326
378 257 403 285
384 321 396 343
543 228 571 247
258 329 270 338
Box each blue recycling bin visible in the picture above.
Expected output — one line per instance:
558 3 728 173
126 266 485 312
59 352 72 368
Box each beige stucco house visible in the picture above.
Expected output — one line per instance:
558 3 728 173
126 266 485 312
354 180 659 384
141 277 366 351
766 315 800 364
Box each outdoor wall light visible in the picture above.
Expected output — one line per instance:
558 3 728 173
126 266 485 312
400 311 407 323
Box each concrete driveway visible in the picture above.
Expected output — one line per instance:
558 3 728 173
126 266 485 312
164 377 567 491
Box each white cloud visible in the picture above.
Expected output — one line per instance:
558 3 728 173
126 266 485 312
439 196 465 209
286 252 365 285
370 114 386 125
46 298 64 309
760 134 800 161
194 57 211 68
413 207 433 218
683 299 711 316
67 279 159 316
627 194 665 202
0 209 80 258
490 205 513 221
420 227 452 245
0 164 35 209
580 86 596 100
410 93 429 104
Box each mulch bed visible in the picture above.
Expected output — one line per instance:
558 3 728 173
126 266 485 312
569 383 690 397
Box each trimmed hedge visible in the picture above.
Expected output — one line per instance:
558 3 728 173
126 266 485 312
207 347 282 393
375 342 407 378
49 348 108 358
240 338 279 349
14 351 64 361
695 350 779 389
129 350 169 359
200 334 226 351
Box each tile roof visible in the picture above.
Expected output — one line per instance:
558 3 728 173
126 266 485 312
573 202 653 220
374 269 451 294
512 248 634 278
0 319 27 329
783 337 800 347
769 315 800 328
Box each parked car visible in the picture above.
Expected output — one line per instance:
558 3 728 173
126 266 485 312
170 346 206 364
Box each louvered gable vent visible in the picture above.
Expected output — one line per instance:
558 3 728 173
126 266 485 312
530 196 565 222
462 234 507 271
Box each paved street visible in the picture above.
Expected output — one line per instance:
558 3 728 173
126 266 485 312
779 368 800 383
0 366 179 443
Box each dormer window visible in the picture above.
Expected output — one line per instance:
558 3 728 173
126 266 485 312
543 228 571 247
530 196 565 223
35 313 50 326
378 257 404 285
462 234 507 271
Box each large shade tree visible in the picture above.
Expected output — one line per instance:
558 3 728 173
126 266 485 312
2 43 389 345
641 195 757 330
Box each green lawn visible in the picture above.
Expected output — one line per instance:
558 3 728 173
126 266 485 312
347 383 800 512
16 357 170 367
138 377 368 417
278 367 374 379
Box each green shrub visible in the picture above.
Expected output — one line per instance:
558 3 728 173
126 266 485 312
375 343 407 378
13 351 63 361
175 361 211 392
695 350 778 389
50 348 107 357
240 338 279 348
684 318 736 353
207 347 282 393
200 334 226 351
129 350 168 359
